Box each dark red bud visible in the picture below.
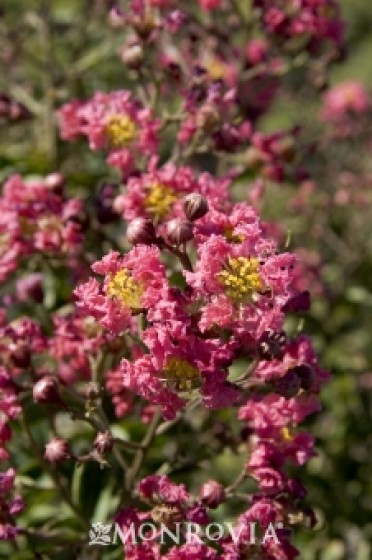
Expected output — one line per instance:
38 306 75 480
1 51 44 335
121 43 144 69
165 219 194 245
290 364 316 391
127 217 157 245
9 342 31 368
33 376 61 405
44 437 71 463
183 194 209 221
94 431 114 455
272 370 301 399
199 480 226 509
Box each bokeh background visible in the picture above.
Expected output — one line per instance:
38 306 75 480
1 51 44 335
0 1 371 559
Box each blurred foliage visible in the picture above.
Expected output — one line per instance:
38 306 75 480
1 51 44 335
0 1 372 559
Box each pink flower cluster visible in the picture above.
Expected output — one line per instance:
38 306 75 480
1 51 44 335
58 91 160 175
253 0 344 49
0 173 83 281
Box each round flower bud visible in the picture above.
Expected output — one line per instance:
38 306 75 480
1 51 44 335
272 370 301 399
121 43 144 69
33 376 62 405
127 217 157 245
183 194 209 222
196 104 220 132
16 273 44 303
165 219 194 245
45 172 65 192
290 364 316 391
257 330 286 361
44 437 71 463
245 147 265 170
9 342 31 368
199 480 226 509
82 381 100 401
94 431 114 455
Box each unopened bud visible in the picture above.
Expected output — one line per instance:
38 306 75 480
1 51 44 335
196 104 220 132
82 381 100 401
33 376 62 405
290 364 316 391
199 480 225 509
121 43 144 69
127 217 157 245
183 194 209 221
245 147 265 170
9 342 31 368
165 219 194 245
94 431 114 455
45 173 65 192
272 370 301 399
44 437 71 463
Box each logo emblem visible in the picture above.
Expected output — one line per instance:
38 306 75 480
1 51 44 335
89 522 112 546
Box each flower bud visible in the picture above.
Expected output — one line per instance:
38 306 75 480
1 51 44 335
82 381 100 401
257 330 286 360
272 370 301 399
196 104 220 132
45 173 65 192
9 342 31 369
33 376 62 406
199 480 225 509
165 219 194 245
44 437 71 463
94 431 114 455
16 273 44 303
183 194 209 221
127 217 157 245
121 42 144 69
290 364 316 391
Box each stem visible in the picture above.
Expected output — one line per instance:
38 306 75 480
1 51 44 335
123 407 162 498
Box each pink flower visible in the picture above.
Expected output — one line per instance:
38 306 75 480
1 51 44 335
75 247 167 334
114 159 229 223
322 81 370 122
58 91 160 172
138 475 189 504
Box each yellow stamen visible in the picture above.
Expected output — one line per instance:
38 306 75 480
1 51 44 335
107 269 143 309
163 357 200 391
144 182 178 221
207 59 225 81
281 426 293 442
218 256 264 302
105 114 136 147
224 226 245 243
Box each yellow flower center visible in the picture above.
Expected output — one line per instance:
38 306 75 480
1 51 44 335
105 114 136 147
207 59 225 81
224 226 245 243
144 182 178 221
163 357 200 391
281 426 293 442
218 257 264 302
107 269 143 309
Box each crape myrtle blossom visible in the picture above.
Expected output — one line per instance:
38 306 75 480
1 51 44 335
74 246 168 335
253 0 344 50
75 196 299 418
114 158 230 224
58 90 160 173
0 469 24 540
121 325 239 419
0 173 83 282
